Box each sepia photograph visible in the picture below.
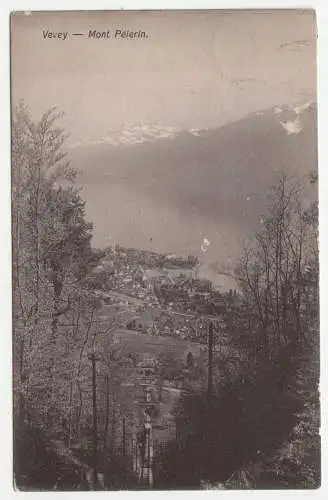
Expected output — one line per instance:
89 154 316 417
11 9 319 490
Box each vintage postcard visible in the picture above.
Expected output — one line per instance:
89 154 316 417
11 9 319 490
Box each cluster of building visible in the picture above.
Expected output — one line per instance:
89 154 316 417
92 245 197 301
89 245 240 343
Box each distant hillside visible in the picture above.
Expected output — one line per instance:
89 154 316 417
70 101 317 289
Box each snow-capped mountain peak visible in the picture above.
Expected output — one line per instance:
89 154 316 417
276 99 314 135
68 100 315 149
279 118 303 135
69 123 182 149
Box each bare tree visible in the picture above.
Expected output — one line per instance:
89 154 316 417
235 174 318 360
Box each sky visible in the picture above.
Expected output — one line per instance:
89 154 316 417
11 10 316 145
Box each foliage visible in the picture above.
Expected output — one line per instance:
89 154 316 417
12 103 130 489
227 173 319 488
154 173 319 489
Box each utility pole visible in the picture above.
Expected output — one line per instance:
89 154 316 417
122 416 126 486
122 416 126 458
144 387 153 489
88 353 100 490
138 362 155 488
207 320 214 409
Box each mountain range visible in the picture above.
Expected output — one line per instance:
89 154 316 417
68 101 317 290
